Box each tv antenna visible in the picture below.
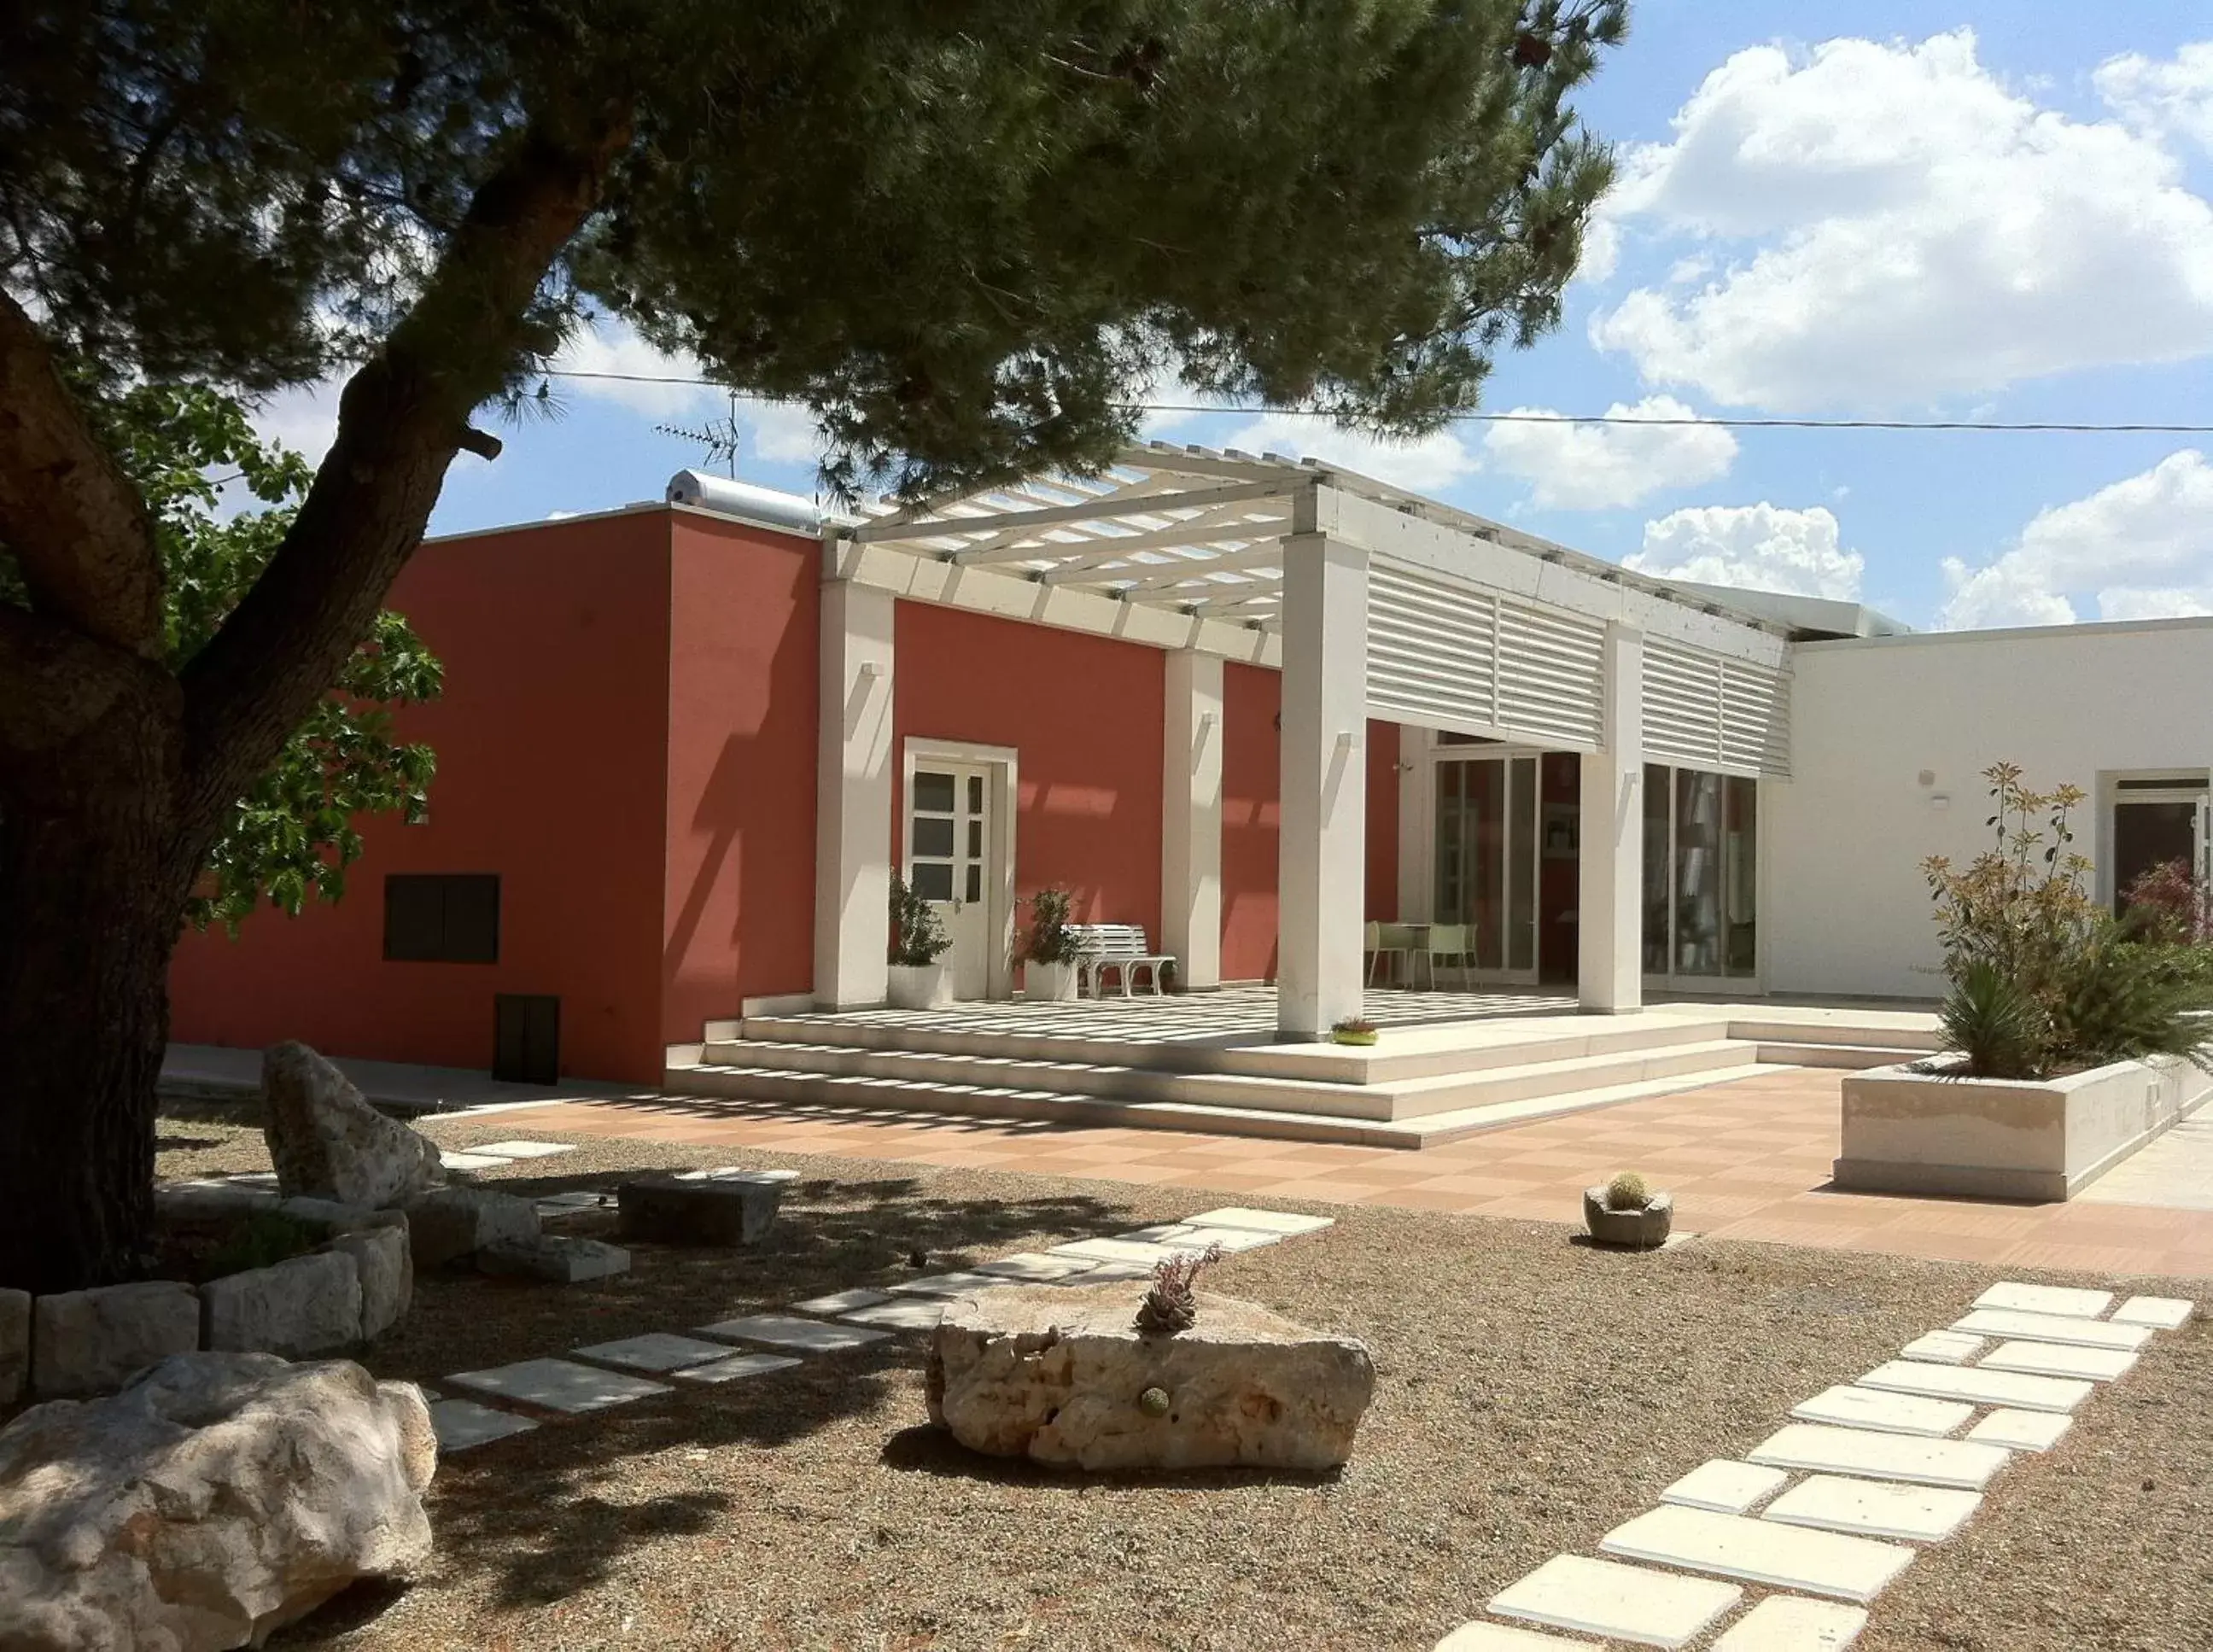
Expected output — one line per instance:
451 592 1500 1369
656 386 744 478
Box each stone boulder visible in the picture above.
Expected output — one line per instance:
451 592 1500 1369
327 1226 412 1340
404 1184 540 1270
31 1282 201 1400
927 1282 1374 1472
261 1041 444 1209
0 1352 435 1651
617 1173 780 1246
201 1251 364 1358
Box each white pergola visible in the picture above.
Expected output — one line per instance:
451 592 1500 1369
808 442 1793 1039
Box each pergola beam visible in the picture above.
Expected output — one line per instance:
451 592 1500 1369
855 478 1297 546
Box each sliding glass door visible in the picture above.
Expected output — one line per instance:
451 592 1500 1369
1435 754 1539 981
1643 764 1759 985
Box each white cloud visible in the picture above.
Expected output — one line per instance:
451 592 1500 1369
549 316 721 418
2098 41 2213 152
1589 31 2213 409
249 378 343 467
1214 412 1479 495
1480 395 1736 510
1940 450 2213 628
1626 502 1864 600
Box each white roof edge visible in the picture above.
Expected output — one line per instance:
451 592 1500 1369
1796 612 2213 651
419 499 669 547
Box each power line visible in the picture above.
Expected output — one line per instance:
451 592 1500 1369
540 368 2213 435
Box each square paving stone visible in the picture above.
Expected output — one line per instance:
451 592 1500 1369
1433 1623 1596 1651
2111 1295 2194 1330
1763 1474 1984 1544
447 1357 673 1415
1051 1261 1153 1285
1747 1424 2012 1491
1900 1331 1983 1364
1973 1281 2111 1319
1790 1385 1975 1438
974 1252 1095 1282
571 1333 739 1375
697 1313 890 1352
792 1288 893 1316
1488 1553 1741 1649
1965 1409 2073 1452
889 1271 1008 1299
1661 1460 1790 1515
680 1351 803 1384
1979 1339 2138 1381
1119 1223 1280 1253
1856 1358 2093 1415
440 1150 512 1170
1048 1236 1183 1266
1600 1505 1915 1604
675 1166 800 1184
429 1398 540 1451
535 1189 615 1212
1710 1596 1867 1650
1182 1206 1334 1236
843 1299 945 1331
1952 1308 2152 1351
470 1140 577 1159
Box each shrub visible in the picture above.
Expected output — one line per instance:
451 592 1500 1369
1020 887 1080 966
1937 960 2042 1081
2122 859 2212 945
1135 1242 1224 1336
888 874 952 966
1604 1170 1648 1211
2047 924 2213 1075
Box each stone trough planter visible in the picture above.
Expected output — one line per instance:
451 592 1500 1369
1580 1188 1674 1248
927 1281 1375 1472
1835 1053 2213 1201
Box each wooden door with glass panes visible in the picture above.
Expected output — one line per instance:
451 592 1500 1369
906 763 992 999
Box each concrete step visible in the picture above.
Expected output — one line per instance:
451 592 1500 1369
1755 1041 1932 1071
1725 1018 1941 1053
659 1055 1772 1151
727 1010 1735 1086
674 1036 1760 1127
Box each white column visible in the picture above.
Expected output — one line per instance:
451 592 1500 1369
1161 649 1223 991
1277 531 1368 1038
814 571 896 1009
1579 621 1644 1013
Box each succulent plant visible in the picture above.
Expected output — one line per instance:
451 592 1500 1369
1134 1241 1225 1336
1138 1386 1171 1417
1605 1170 1649 1211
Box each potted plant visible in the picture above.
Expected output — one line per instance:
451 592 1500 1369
1582 1170 1673 1248
1019 887 1081 1003
1331 1017 1379 1047
887 874 954 1009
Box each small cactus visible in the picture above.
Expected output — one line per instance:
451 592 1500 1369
1138 1386 1171 1417
1605 1170 1649 1211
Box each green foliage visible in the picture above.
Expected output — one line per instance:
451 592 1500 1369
889 873 952 966
1604 1170 1647 1211
1925 763 2213 1077
1 382 441 929
5 0 1629 501
1021 888 1081 966
1936 960 2042 1082
203 1210 319 1280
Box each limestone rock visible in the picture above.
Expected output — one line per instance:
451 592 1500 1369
261 1041 444 1209
0 1352 435 1651
477 1235 630 1283
201 1252 364 1358
1 1289 27 1406
31 1282 201 1400
927 1282 1374 1471
404 1184 540 1269
617 1173 780 1246
328 1226 412 1340
276 1195 407 1240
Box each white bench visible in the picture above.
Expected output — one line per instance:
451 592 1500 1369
1066 924 1176 997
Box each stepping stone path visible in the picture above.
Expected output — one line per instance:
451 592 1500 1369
421 1194 1340 1453
1435 1282 2194 1650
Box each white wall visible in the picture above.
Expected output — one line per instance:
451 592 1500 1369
1766 617 2213 999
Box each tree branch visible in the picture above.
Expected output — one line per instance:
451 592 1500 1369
178 113 632 832
0 289 164 656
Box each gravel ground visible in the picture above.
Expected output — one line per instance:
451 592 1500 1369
146 1106 2210 1652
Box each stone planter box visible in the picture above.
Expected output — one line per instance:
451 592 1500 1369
1836 1054 2213 1201
1581 1188 1674 1248
887 960 954 1010
1025 960 1079 1003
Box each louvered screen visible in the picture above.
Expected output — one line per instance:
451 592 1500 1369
1643 639 1791 777
1365 559 1606 748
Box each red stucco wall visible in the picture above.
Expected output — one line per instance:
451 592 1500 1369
1367 716 1402 924
167 510 675 1083
893 603 1165 937
1221 662 1282 982
660 513 820 1042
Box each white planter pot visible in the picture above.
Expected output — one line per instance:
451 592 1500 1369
1836 1054 2213 1200
885 961 953 1010
1026 960 1079 1003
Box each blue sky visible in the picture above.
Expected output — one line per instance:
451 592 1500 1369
260 4 2213 632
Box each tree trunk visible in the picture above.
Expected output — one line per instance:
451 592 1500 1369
0 688 191 1294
